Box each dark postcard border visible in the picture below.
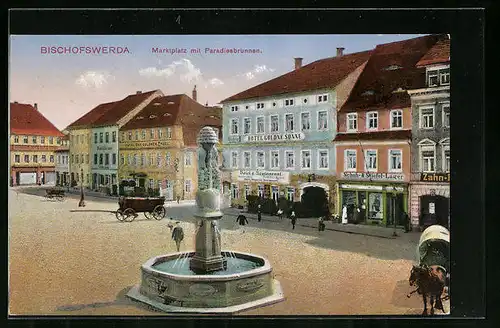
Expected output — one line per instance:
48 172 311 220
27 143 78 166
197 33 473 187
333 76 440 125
5 7 486 327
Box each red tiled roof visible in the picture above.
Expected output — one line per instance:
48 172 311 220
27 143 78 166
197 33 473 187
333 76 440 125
92 90 161 127
120 94 222 146
66 101 118 129
340 34 443 112
66 90 161 129
333 130 411 142
416 36 450 67
10 102 64 136
220 50 373 103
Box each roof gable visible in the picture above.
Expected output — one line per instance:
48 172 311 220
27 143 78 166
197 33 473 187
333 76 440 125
416 35 450 67
10 102 64 136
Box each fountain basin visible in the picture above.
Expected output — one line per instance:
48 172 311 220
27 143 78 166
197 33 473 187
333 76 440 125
126 251 284 313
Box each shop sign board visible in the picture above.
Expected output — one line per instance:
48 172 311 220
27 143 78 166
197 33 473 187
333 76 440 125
241 132 305 143
236 170 290 184
341 172 405 182
420 172 450 183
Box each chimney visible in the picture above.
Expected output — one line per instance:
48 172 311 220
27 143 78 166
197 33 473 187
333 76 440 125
14 101 18 104
192 85 197 102
336 47 345 57
136 91 142 94
205 101 208 106
294 57 303 70
34 103 38 110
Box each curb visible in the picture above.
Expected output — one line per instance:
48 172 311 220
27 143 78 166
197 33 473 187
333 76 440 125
223 211 398 239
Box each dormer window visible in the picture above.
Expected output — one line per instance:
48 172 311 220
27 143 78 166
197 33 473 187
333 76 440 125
149 115 157 119
361 90 375 96
272 102 277 107
167 101 175 105
318 95 328 103
153 102 161 106
256 103 265 109
427 67 450 87
231 105 239 112
136 116 144 120
284 99 294 107
163 113 172 117
384 64 402 71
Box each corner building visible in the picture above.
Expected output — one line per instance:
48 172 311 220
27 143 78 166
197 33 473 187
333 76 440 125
220 51 372 211
10 102 64 185
118 94 221 201
407 35 450 230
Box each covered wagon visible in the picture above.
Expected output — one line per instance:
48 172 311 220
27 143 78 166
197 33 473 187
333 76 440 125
417 225 450 273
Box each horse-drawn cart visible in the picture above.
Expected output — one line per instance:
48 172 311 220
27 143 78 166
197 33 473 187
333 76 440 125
115 196 166 222
417 225 450 273
44 188 65 201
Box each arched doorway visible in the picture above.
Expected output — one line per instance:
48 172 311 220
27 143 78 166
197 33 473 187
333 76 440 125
419 195 449 229
300 186 329 218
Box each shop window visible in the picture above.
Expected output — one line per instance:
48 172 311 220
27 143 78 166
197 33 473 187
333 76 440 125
287 188 295 202
368 192 383 220
258 184 265 197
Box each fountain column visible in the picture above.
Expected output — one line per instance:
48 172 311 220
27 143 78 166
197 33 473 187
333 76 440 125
189 127 227 274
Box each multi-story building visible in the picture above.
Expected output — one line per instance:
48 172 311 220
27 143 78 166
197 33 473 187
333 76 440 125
118 93 221 200
89 90 163 194
220 49 372 211
54 133 70 186
65 90 162 190
334 35 443 227
407 35 450 230
10 102 64 185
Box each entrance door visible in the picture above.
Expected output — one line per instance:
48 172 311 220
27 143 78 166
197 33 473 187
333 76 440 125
15 172 20 186
165 180 174 201
271 186 279 204
420 195 449 229
139 178 145 188
386 193 405 227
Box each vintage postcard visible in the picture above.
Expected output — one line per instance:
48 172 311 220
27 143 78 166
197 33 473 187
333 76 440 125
8 33 451 316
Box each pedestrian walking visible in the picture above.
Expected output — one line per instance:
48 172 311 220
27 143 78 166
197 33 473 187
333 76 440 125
236 211 249 233
403 211 411 233
171 222 184 252
290 211 297 230
318 217 326 232
257 204 262 222
277 208 284 220
341 205 348 225
176 195 181 204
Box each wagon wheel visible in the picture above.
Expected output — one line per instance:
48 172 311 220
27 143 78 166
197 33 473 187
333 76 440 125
144 212 153 220
123 208 136 222
152 205 166 220
115 209 125 222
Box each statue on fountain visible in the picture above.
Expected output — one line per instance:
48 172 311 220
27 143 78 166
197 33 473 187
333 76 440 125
189 126 227 274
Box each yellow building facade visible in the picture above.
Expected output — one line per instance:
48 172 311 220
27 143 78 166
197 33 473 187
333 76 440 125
68 128 92 187
10 134 62 185
118 125 198 201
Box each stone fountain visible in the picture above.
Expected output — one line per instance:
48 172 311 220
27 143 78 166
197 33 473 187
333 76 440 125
126 126 284 313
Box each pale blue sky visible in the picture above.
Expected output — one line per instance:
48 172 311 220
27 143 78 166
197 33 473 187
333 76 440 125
9 34 423 130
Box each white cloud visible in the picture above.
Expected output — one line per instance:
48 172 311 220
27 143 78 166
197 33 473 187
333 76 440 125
75 71 113 88
377 34 384 37
139 58 202 84
208 78 224 87
241 64 275 80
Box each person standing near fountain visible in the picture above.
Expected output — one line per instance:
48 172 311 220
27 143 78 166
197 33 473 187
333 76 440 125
171 222 184 252
290 211 297 230
236 211 249 233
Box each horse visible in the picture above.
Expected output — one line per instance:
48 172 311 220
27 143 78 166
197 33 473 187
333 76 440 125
407 264 447 315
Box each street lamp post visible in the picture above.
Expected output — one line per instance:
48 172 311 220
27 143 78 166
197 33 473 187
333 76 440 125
78 168 86 207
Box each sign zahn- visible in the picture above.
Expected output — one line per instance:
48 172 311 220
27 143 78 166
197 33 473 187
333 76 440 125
420 172 450 182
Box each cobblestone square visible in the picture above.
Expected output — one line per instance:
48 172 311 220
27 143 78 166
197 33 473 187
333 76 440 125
8 187 447 316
